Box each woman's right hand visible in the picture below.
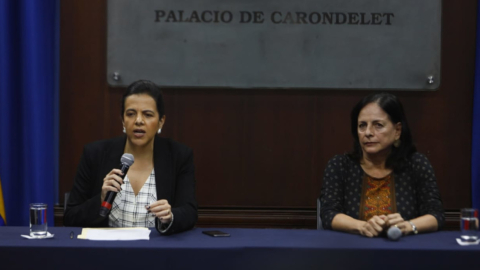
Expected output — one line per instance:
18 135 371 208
358 215 388 237
101 169 124 202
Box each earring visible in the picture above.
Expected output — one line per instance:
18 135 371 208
123 126 126 134
393 139 401 148
157 128 161 134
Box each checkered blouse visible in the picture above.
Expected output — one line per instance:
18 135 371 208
109 169 173 232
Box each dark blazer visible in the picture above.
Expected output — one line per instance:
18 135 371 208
64 136 198 235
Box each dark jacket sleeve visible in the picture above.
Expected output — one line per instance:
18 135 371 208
319 155 347 230
63 144 108 227
156 143 198 235
411 153 445 230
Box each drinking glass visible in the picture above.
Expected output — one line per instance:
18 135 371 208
460 208 479 242
29 203 48 237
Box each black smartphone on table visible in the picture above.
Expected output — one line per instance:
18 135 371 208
202 230 231 237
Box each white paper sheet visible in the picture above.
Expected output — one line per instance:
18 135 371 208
78 227 151 241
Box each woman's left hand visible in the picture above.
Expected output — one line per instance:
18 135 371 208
386 213 412 235
146 199 172 224
386 213 405 227
393 221 414 235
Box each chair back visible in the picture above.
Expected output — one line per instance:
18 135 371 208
317 198 323 230
64 192 70 213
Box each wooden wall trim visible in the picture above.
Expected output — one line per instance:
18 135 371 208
54 206 316 228
196 208 316 228
444 210 460 231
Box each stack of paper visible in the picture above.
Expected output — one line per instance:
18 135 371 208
78 227 151 241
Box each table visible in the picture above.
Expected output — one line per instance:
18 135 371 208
0 227 478 269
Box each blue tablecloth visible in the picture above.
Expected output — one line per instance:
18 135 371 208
0 227 478 269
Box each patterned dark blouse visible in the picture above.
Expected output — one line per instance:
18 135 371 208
319 152 444 230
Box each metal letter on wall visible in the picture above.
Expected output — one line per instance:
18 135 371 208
107 0 441 90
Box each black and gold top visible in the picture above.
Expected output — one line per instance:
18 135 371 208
319 152 444 230
359 173 396 221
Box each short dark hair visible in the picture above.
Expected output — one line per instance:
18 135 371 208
121 80 165 119
349 93 416 171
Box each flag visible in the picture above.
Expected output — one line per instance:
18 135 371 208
0 178 6 226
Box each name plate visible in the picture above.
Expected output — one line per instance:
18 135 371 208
107 0 441 90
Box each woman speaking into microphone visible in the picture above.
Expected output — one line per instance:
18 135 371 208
64 80 197 235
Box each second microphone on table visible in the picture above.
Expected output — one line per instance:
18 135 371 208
387 226 402 241
99 153 134 217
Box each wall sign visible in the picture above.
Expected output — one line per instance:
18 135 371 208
107 0 441 90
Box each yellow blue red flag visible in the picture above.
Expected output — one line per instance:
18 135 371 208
0 178 6 226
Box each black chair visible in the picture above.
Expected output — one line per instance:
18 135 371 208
317 198 323 230
64 192 70 213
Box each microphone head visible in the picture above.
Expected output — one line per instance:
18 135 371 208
387 226 402 241
121 153 134 166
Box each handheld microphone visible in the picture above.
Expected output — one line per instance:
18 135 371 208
99 153 134 217
387 226 402 241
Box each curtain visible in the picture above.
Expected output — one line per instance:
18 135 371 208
473 1 480 210
0 0 58 226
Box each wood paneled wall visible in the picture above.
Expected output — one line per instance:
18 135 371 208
58 0 477 229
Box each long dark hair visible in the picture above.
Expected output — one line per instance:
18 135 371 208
349 93 416 171
121 80 165 119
